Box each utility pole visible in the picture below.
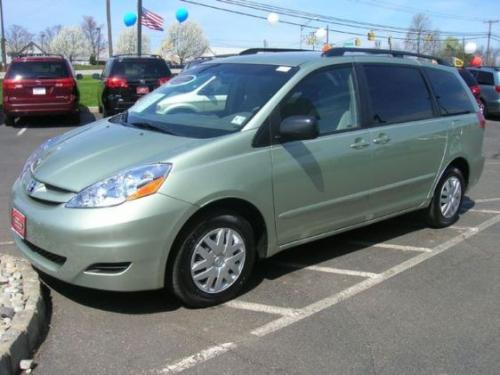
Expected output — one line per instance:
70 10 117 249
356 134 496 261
0 0 6 70
484 19 499 65
96 27 101 62
106 0 113 57
137 0 142 56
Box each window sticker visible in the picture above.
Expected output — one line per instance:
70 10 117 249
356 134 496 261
231 115 247 126
276 66 292 73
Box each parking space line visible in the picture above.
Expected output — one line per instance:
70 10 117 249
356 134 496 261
157 342 237 374
467 209 500 214
224 300 299 317
0 241 14 246
272 261 380 279
449 226 479 232
16 128 26 136
251 214 500 337
474 197 500 203
347 240 432 252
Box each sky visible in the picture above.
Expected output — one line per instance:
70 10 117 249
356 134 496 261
4 0 500 53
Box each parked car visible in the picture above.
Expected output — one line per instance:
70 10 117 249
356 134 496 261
94 54 172 116
11 48 485 307
458 68 483 112
3 54 81 126
466 66 500 117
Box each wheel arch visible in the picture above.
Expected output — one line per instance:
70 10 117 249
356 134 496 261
164 197 269 287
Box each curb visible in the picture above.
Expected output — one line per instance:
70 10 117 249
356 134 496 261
0 255 47 374
87 106 99 114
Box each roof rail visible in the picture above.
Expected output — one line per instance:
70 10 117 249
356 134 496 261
322 47 451 66
112 53 164 59
469 65 500 71
239 48 309 55
16 53 64 58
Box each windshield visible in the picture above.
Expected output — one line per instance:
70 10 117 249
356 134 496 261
6 61 70 79
124 63 298 138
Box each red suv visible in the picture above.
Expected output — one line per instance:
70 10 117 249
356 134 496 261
3 55 81 125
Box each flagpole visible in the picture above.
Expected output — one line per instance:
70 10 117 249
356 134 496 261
137 0 142 55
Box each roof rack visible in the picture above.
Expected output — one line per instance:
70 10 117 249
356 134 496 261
239 48 309 55
16 53 64 58
112 54 163 59
322 47 451 66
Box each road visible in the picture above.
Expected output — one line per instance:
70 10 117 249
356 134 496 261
0 114 499 374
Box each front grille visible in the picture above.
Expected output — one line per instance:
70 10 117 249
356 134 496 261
24 240 67 266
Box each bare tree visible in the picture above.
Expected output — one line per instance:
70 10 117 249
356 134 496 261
116 28 150 54
404 14 440 55
37 25 62 52
81 16 106 60
50 27 90 62
161 21 208 64
6 25 34 53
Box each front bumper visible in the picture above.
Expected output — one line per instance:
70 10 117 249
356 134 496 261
10 179 196 291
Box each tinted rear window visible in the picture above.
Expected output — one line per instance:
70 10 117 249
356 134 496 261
475 71 495 85
110 58 171 79
364 65 434 124
425 68 475 116
458 69 477 86
6 61 69 79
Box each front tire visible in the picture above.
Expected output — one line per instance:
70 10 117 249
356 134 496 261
426 167 465 228
171 211 256 308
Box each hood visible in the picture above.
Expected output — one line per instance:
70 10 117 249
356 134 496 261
32 119 209 192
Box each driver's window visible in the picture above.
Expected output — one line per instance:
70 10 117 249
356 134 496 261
280 65 359 135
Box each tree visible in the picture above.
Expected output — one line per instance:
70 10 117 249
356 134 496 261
6 25 34 54
161 21 208 64
37 25 62 53
50 27 90 61
404 14 440 55
441 37 462 58
116 28 151 54
81 16 106 62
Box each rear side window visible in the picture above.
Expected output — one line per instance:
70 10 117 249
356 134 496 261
425 68 475 116
476 71 495 86
111 59 171 79
6 61 69 79
363 65 433 125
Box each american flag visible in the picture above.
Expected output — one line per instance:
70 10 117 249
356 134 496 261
141 7 164 31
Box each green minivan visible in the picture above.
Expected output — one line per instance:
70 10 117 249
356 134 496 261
10 48 485 307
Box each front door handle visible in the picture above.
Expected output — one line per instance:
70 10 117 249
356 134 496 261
373 133 391 145
350 137 370 150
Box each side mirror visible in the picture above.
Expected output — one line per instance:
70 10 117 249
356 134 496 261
92 73 100 80
279 115 319 142
76 73 83 80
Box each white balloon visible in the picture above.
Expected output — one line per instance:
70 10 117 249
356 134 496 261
267 12 279 25
315 27 327 39
464 42 477 54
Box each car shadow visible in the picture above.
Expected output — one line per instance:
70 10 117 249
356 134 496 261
3 106 97 128
38 198 476 313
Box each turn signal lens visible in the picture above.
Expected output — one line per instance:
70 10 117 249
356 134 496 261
127 176 166 201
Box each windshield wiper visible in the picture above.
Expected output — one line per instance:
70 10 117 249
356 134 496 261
128 121 177 135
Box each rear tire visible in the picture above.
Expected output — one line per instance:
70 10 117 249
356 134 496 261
170 211 256 308
426 167 465 228
481 100 489 118
4 115 15 126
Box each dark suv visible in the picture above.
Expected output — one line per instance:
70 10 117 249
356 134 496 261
3 54 81 125
95 55 172 116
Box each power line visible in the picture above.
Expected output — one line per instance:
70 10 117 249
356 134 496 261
182 0 493 44
215 0 490 37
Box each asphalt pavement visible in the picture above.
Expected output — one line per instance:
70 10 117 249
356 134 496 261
0 114 499 375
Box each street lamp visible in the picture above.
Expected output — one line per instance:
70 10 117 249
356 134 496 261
300 17 319 49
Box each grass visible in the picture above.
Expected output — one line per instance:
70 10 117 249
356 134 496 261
0 76 99 108
77 76 99 107
73 64 104 71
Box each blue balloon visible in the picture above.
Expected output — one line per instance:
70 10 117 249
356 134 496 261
176 8 189 23
124 12 137 27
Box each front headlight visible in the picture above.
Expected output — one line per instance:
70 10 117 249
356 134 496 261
65 164 172 208
21 135 64 177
